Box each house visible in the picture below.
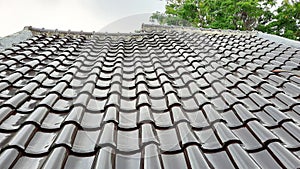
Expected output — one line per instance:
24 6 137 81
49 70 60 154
0 24 299 169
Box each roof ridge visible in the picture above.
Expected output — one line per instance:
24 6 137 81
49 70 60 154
24 26 95 36
25 24 258 36
141 24 259 36
24 26 151 37
22 25 300 48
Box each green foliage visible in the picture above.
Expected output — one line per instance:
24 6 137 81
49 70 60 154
258 1 300 40
151 0 300 40
150 11 193 26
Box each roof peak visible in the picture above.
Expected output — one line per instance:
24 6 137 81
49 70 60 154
21 24 300 49
24 24 259 37
23 26 95 37
141 24 259 36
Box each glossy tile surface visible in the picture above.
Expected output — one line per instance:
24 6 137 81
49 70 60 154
0 26 299 168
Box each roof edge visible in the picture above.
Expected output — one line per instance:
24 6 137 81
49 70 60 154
24 26 152 37
0 29 32 52
141 24 259 36
15 25 300 49
24 26 95 36
257 32 300 49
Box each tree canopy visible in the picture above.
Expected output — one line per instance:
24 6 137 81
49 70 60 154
151 0 300 40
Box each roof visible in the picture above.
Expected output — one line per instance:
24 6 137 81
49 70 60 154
0 24 299 169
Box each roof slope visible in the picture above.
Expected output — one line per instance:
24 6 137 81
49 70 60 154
0 25 299 169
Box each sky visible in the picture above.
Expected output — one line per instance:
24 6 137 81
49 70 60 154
0 0 166 37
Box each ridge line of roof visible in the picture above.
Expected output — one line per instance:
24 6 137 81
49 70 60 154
141 24 259 36
21 25 300 49
257 32 300 49
24 26 150 37
25 24 259 37
24 26 95 36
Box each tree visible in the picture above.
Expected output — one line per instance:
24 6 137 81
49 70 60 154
151 0 300 40
150 11 193 26
258 0 300 40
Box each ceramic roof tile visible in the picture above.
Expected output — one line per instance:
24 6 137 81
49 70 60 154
0 25 299 168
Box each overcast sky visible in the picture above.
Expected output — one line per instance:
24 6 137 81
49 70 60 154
0 0 166 37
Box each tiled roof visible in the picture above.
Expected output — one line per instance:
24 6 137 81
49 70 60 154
0 24 300 169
